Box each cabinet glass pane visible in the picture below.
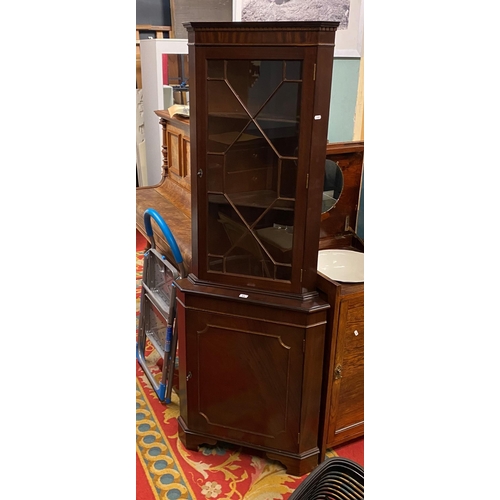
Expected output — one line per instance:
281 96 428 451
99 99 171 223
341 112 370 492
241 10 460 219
206 59 302 282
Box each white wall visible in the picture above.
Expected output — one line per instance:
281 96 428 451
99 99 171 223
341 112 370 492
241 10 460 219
140 38 188 186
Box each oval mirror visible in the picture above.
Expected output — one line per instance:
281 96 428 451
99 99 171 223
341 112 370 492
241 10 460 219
322 159 344 213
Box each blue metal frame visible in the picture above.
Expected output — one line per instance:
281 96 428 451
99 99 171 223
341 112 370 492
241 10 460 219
144 208 183 264
137 208 184 404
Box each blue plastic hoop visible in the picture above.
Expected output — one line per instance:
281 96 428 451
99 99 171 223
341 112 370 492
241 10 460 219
143 208 183 264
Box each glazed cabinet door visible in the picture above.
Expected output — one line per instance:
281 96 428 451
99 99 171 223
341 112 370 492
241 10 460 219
180 306 306 453
198 52 311 291
326 293 364 446
186 22 337 295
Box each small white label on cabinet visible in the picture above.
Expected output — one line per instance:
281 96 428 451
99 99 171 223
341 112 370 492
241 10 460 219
314 115 321 120
239 293 249 298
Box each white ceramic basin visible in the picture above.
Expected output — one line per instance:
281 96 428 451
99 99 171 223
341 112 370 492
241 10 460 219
317 249 364 283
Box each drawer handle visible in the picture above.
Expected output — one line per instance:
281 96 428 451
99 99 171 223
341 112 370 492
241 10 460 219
354 330 359 336
186 371 192 381
197 169 203 178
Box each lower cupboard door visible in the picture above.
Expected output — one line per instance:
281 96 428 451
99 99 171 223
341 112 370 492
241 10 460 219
185 309 305 453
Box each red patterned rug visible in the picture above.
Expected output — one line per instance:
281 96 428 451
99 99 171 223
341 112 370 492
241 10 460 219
136 247 363 499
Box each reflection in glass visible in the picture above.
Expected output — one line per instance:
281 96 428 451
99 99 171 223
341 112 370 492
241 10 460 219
206 154 224 192
279 159 298 199
285 60 302 81
256 81 300 157
207 59 224 79
207 80 249 153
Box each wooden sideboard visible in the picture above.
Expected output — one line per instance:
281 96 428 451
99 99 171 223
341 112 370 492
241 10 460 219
317 142 364 458
136 112 192 270
161 112 191 193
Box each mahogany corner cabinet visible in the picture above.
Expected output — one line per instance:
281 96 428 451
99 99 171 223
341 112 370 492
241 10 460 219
174 21 339 476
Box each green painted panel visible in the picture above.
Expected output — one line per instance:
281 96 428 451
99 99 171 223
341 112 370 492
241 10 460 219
327 58 360 143
327 58 363 239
